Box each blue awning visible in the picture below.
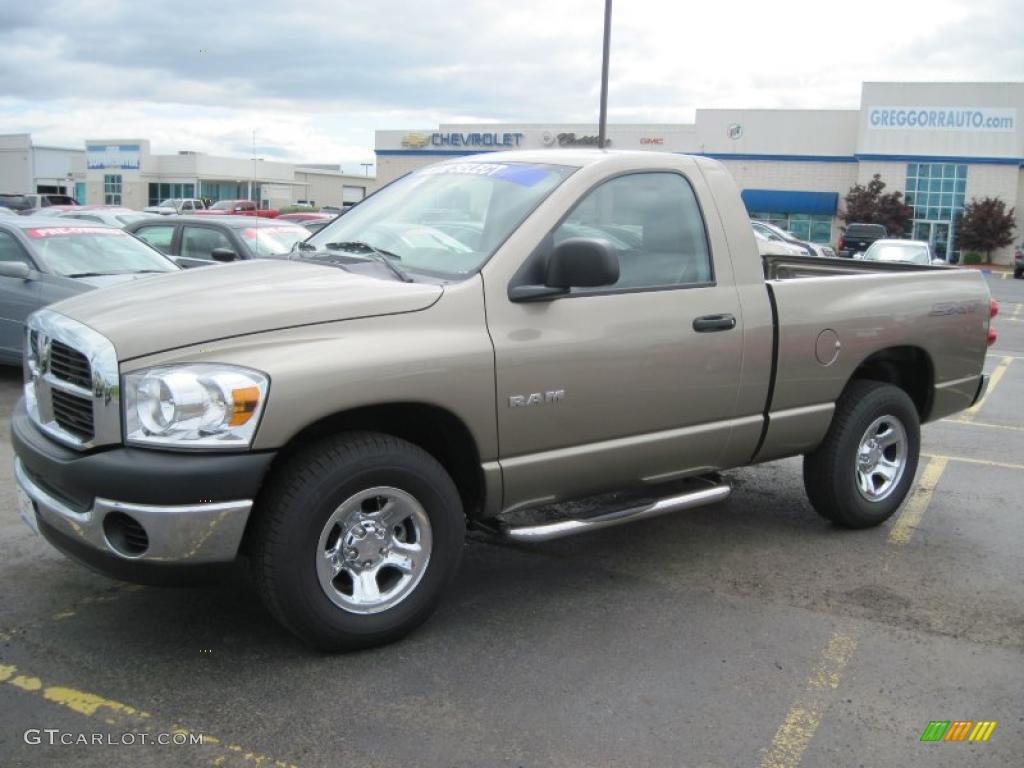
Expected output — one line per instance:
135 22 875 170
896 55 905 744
741 189 838 215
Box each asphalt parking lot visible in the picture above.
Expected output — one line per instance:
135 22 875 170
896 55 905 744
1 273 1022 768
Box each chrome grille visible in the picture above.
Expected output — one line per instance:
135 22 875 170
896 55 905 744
49 340 92 390
50 388 95 441
25 309 120 451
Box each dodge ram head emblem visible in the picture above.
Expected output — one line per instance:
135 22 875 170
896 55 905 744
509 390 565 408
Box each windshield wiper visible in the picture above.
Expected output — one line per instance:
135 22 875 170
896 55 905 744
324 241 413 283
65 272 112 278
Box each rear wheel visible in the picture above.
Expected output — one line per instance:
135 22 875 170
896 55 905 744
803 381 920 528
251 431 465 651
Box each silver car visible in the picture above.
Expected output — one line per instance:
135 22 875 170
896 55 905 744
752 220 836 258
859 239 942 266
0 218 180 364
58 208 158 229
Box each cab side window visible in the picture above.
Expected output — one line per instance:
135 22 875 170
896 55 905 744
553 172 712 292
0 231 31 265
134 225 176 254
181 226 233 260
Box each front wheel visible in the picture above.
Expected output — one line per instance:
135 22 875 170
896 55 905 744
251 432 465 651
803 381 920 528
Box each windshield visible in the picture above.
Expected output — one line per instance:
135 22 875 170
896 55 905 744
306 161 576 277
863 243 930 265
157 199 181 208
25 226 178 276
240 225 309 256
210 201 238 210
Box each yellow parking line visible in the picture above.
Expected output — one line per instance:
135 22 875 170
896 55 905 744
961 356 1012 422
987 350 1024 359
923 452 1024 471
0 663 299 768
759 629 859 768
889 457 947 545
940 418 1024 432
760 456 948 766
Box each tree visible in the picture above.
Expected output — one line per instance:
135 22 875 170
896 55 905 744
957 197 1016 264
840 174 914 237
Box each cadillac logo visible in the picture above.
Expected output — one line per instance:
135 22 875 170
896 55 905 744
541 131 556 146
726 123 743 140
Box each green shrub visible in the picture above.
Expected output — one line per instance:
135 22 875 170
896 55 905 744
277 204 319 214
962 252 982 265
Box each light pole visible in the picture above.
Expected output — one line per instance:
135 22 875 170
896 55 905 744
250 130 257 204
597 0 612 148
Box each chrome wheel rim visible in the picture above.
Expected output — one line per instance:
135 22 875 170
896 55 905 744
316 486 432 615
855 415 908 502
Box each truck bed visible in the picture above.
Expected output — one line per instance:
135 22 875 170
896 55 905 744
752 254 991 463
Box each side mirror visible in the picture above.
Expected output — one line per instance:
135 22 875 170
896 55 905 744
0 261 31 279
210 248 238 263
510 238 619 301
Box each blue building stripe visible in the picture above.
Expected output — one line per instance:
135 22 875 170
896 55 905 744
376 149 1024 167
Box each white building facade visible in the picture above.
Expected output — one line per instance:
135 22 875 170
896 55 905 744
0 133 85 200
375 82 1024 264
81 139 370 211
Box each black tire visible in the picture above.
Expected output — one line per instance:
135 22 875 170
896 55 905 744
803 380 920 529
251 431 465 651
1014 268 1023 279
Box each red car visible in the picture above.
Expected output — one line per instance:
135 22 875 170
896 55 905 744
194 200 278 218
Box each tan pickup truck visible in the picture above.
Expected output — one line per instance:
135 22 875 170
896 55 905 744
12 150 996 650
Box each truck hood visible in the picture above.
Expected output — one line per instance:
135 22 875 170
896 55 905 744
50 259 443 360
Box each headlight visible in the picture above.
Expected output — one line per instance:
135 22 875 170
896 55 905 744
123 364 269 450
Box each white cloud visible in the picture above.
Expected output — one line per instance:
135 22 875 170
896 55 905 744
0 0 1019 166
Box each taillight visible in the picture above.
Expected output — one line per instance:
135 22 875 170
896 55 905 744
838 235 845 250
988 327 997 346
989 298 999 318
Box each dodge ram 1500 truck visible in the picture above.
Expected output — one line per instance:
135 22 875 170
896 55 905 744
12 151 995 650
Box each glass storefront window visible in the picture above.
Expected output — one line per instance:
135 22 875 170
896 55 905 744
103 174 122 205
748 212 833 243
905 162 969 261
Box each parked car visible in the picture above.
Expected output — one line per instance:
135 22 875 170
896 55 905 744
143 198 207 215
859 239 942 266
298 218 333 234
0 206 19 217
0 193 79 213
21 205 82 217
58 207 157 229
194 199 278 218
752 220 835 258
125 215 310 267
278 212 334 223
0 218 179 364
753 227 804 257
838 223 888 257
11 151 994 651
1014 244 1023 279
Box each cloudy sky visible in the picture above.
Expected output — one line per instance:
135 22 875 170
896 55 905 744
1 0 1020 173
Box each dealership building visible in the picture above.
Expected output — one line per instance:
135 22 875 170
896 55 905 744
375 82 1023 264
0 135 373 211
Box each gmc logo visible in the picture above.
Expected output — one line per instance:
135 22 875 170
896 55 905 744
640 137 664 145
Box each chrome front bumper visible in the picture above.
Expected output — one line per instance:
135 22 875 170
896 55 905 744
14 458 252 564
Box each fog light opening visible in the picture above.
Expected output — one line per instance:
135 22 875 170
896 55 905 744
103 512 150 557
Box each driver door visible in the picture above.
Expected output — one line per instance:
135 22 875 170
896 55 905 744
484 169 745 511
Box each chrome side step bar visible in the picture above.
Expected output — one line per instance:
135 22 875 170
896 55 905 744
502 483 731 542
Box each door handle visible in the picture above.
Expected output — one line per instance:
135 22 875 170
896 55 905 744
692 313 736 333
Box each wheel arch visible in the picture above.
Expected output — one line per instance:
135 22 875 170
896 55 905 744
844 345 934 421
266 402 486 519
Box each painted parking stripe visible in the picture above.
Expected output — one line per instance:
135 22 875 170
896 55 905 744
759 456 949 767
0 663 300 767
